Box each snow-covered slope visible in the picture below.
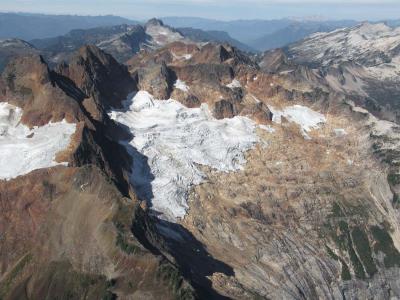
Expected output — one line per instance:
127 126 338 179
286 22 400 124
109 91 259 221
0 103 76 180
145 19 186 48
270 104 326 139
288 22 400 68
174 79 190 92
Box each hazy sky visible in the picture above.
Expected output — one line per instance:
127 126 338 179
1 0 399 21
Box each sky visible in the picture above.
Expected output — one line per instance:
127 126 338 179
0 0 399 21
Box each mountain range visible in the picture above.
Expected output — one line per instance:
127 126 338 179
0 13 138 40
285 22 400 123
2 13 398 53
1 13 400 300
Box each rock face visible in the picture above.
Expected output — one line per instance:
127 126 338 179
2 21 400 300
56 45 136 120
1 54 87 127
258 48 291 73
136 61 176 100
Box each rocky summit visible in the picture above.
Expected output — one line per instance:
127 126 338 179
1 16 400 300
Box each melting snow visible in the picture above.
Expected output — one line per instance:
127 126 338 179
259 124 276 133
174 79 190 92
269 104 326 139
109 91 259 221
145 24 185 46
226 79 242 89
172 52 192 61
334 128 347 137
0 102 76 180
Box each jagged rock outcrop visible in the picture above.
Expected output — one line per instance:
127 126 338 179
190 43 257 68
56 45 136 120
136 61 176 100
0 39 39 72
258 48 291 73
1 54 87 127
128 42 274 122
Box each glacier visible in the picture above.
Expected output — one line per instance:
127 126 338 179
109 91 259 221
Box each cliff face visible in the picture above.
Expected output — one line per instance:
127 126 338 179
1 27 400 300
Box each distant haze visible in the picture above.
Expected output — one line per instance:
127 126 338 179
1 0 400 21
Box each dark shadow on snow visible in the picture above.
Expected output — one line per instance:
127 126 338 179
108 92 155 205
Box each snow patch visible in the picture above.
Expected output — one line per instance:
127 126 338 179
174 79 190 92
172 52 192 61
334 128 347 137
145 24 185 46
269 105 326 139
0 102 76 180
226 79 242 89
259 124 276 133
109 91 259 221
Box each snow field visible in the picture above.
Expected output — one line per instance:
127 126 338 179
0 102 76 180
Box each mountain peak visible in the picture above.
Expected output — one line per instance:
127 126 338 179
355 21 391 33
0 38 35 49
288 20 400 67
145 18 164 27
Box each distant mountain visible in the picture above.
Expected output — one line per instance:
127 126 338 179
0 12 138 40
30 24 148 63
285 22 400 123
287 22 400 67
0 38 39 71
30 18 255 63
249 20 358 51
176 27 255 52
162 17 363 51
30 19 191 63
387 19 400 27
162 17 293 43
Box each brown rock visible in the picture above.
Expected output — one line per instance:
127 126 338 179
56 45 136 111
1 54 86 127
137 61 175 99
